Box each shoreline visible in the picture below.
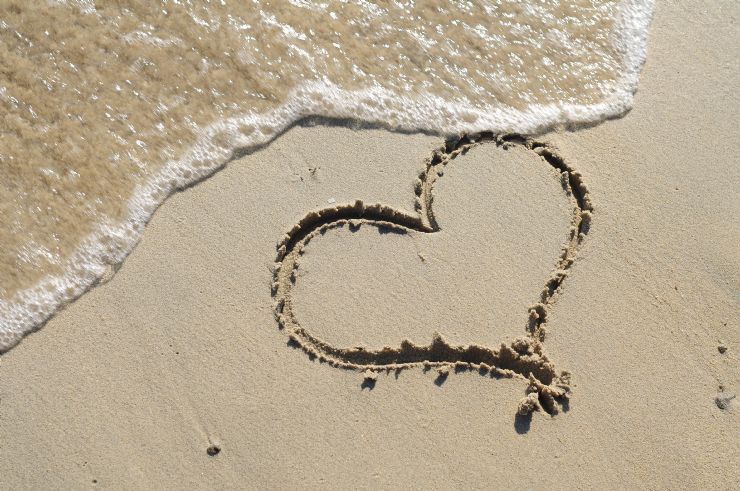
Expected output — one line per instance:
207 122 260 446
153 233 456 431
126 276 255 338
0 1 737 489
0 0 657 352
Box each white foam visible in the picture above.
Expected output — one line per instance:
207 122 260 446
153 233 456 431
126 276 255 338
0 0 655 351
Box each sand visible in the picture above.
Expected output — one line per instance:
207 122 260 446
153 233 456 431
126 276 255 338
0 1 738 489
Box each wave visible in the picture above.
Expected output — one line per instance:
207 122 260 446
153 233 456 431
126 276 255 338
0 0 655 351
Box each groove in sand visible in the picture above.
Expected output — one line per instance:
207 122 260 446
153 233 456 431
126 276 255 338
271 133 593 415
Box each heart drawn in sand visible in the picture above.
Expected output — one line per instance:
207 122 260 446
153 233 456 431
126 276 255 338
271 133 592 416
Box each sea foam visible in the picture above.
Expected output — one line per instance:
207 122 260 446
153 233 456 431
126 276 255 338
0 0 654 351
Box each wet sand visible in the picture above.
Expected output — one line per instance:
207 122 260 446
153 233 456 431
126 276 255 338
0 0 637 311
0 1 737 489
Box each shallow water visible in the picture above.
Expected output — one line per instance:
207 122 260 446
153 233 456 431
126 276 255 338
0 0 654 350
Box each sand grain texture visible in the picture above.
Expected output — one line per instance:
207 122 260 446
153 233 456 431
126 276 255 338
291 142 573 350
0 1 738 489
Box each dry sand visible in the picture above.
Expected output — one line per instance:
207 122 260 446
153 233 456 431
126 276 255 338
0 1 738 489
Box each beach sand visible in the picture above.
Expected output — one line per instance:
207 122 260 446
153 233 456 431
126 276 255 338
0 1 738 489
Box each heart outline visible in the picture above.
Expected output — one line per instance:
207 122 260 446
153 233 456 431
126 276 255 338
272 133 592 416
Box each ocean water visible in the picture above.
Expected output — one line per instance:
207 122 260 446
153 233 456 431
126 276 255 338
0 0 654 351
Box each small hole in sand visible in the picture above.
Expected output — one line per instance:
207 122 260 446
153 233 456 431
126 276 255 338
207 445 221 456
